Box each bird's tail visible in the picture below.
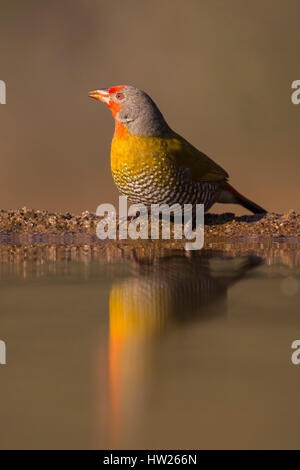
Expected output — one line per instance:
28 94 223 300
218 181 267 214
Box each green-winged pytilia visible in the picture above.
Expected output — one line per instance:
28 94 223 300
89 85 266 214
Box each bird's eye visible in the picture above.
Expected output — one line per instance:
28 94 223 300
115 92 124 100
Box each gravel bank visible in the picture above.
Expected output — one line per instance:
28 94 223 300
1 208 300 239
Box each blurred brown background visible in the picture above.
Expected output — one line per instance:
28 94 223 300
0 0 299 214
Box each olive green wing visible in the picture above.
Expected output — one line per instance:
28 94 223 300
166 132 229 182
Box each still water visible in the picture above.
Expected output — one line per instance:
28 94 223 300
0 237 300 449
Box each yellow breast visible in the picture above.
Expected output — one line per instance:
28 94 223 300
110 127 181 196
111 129 167 174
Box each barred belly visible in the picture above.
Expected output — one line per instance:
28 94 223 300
112 165 220 212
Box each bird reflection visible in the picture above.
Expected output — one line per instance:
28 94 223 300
107 250 262 446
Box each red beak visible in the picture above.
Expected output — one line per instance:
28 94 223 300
88 88 110 104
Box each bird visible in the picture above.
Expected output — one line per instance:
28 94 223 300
107 251 262 427
88 85 266 214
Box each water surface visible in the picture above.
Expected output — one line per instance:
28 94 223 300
0 238 300 449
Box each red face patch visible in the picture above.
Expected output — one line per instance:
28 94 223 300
107 85 127 117
108 85 126 95
108 100 121 116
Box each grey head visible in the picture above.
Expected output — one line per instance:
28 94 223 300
88 85 171 137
